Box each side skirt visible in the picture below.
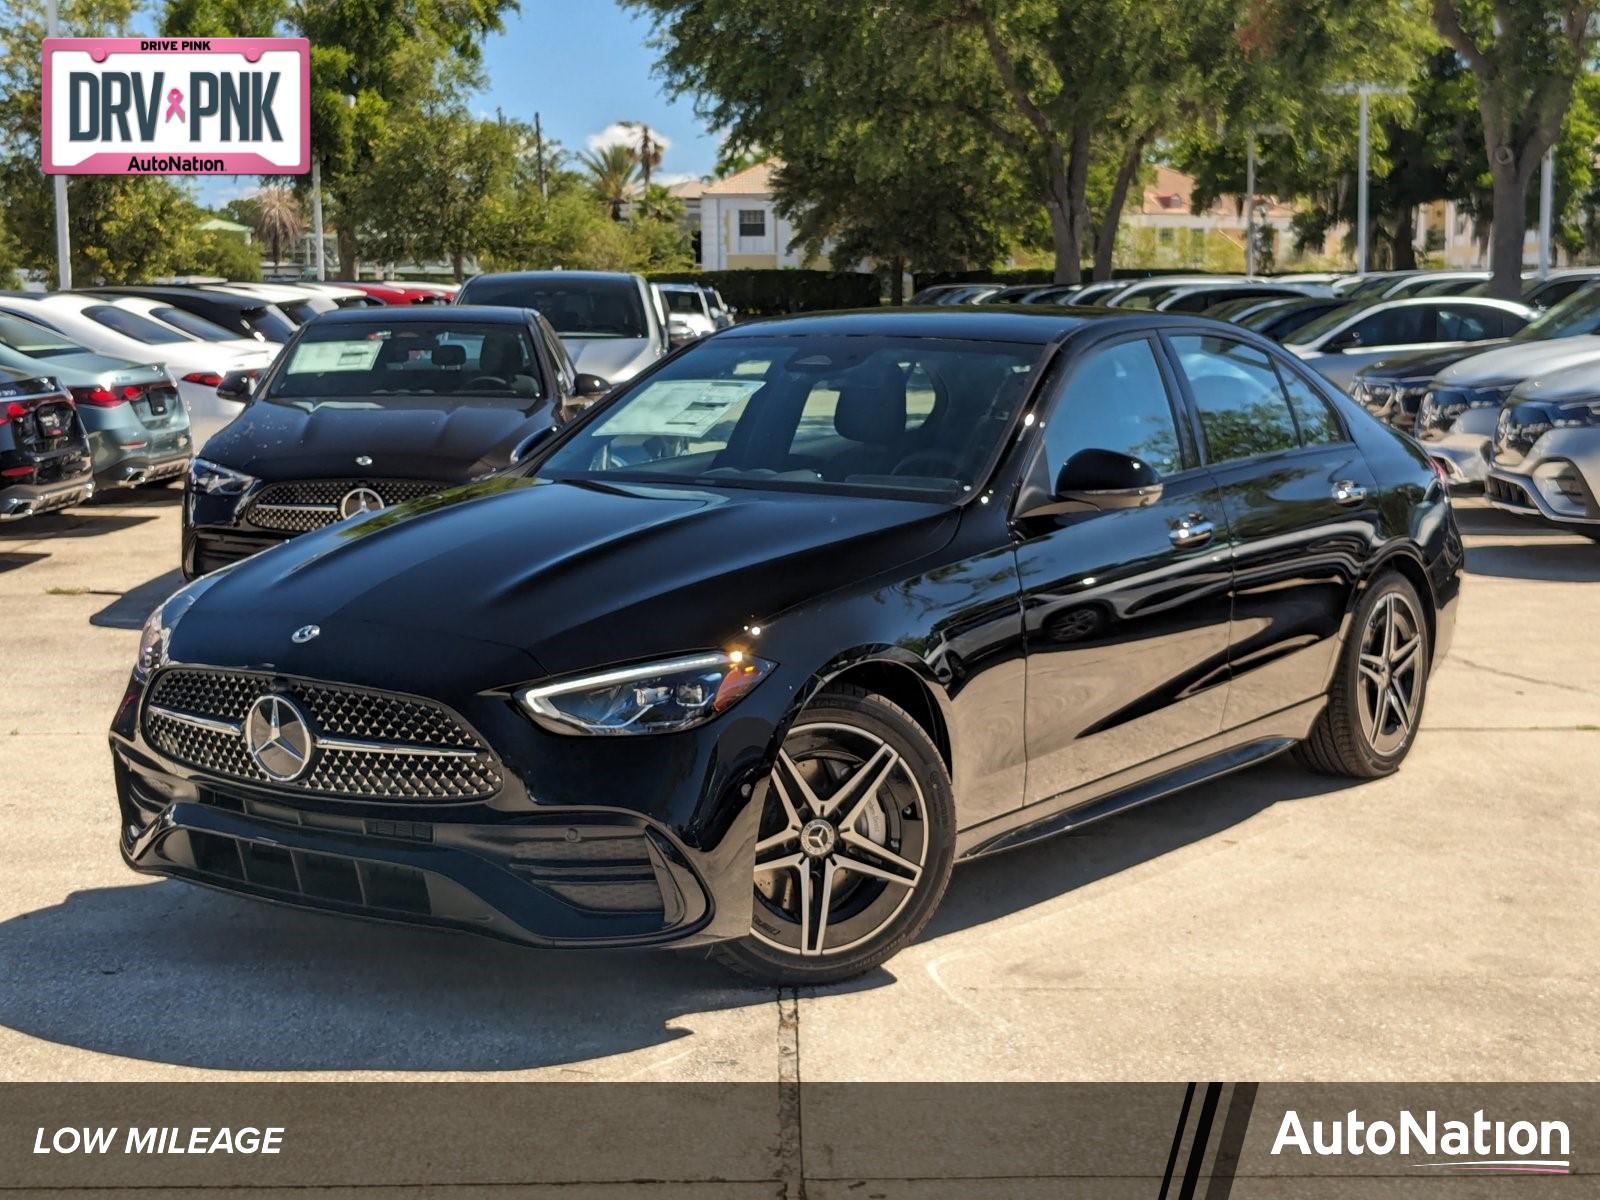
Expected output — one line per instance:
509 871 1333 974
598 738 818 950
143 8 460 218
954 697 1325 861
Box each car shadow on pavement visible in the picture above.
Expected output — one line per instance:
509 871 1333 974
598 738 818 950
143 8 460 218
0 511 157 539
0 759 1346 1074
87 483 184 508
89 569 186 629
0 552 49 574
925 757 1354 944
0 877 795 1074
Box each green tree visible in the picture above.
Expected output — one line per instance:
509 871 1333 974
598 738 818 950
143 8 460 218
1432 0 1600 294
581 143 641 219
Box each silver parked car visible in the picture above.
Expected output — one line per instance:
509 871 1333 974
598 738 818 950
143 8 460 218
456 271 669 385
1483 360 1600 539
1283 296 1535 391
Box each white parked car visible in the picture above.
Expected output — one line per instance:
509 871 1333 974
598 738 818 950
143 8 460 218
655 282 718 340
0 293 274 448
1282 296 1535 391
102 294 274 360
1103 275 1241 309
1415 335 1600 487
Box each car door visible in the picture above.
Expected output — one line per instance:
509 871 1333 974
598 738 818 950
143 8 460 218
1013 333 1234 805
1165 331 1379 729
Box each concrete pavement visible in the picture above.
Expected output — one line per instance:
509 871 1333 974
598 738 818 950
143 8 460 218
0 488 1595 1081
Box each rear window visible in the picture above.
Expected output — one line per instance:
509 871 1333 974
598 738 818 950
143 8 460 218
151 306 239 342
661 290 704 315
244 306 296 343
461 276 649 338
0 314 84 357
84 305 193 345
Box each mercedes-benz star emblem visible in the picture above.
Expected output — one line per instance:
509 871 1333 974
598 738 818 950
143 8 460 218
244 694 315 782
291 624 320 643
339 486 385 519
355 455 373 467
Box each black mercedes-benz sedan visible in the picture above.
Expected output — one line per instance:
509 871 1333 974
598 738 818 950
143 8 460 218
181 305 609 577
113 308 1462 985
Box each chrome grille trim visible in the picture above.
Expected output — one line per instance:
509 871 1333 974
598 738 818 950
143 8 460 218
143 668 503 802
243 479 444 534
146 704 243 737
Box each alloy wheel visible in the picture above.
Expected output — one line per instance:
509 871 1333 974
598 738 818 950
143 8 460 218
751 722 929 958
1356 591 1424 756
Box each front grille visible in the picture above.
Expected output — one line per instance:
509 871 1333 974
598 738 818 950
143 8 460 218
1485 475 1536 510
185 829 433 915
243 478 445 534
144 668 502 801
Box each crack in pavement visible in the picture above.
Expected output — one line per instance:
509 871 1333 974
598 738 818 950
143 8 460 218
1445 655 1600 697
776 989 803 1198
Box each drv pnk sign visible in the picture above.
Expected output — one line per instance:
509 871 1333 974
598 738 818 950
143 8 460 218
42 37 309 175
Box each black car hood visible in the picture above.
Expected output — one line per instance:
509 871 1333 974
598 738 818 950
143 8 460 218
1360 340 1509 382
202 397 553 481
184 477 958 675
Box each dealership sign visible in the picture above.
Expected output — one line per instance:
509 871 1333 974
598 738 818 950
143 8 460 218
42 37 308 175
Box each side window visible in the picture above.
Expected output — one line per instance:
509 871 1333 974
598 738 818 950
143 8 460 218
1492 307 1531 337
1435 306 1491 341
1044 338 1183 477
1348 306 1433 347
539 320 574 390
1277 367 1343 446
1170 334 1299 463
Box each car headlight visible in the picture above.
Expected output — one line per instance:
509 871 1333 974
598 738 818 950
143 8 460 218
516 651 777 735
188 457 255 496
1418 386 1509 436
133 573 219 682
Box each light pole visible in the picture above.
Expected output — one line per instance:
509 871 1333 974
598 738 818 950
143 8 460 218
1327 83 1405 274
311 159 326 281
46 0 70 288
1244 123 1285 277
1539 146 1554 280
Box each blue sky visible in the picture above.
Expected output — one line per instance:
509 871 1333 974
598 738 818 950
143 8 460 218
196 0 717 207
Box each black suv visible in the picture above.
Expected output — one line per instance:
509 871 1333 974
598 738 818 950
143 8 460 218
181 305 608 577
0 368 94 520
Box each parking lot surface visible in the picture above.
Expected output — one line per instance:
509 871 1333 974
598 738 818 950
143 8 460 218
0 488 1595 1082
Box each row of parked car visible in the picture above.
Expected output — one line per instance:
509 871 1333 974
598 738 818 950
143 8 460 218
0 273 736 526
913 268 1600 540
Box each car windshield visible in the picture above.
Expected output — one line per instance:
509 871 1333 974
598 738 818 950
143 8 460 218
1511 284 1600 341
151 305 239 342
264 320 545 407
0 314 86 358
537 334 1044 500
84 304 194 345
1282 302 1364 345
242 305 295 342
461 276 649 338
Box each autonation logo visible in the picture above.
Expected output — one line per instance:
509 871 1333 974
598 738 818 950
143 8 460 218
1272 1108 1571 1175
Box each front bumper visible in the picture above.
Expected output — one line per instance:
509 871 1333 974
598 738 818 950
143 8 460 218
1485 467 1600 533
109 658 770 951
1421 433 1492 489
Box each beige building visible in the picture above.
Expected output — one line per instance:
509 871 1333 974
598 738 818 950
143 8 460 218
1119 165 1315 268
698 161 822 270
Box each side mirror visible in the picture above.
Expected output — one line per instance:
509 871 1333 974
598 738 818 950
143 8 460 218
667 318 698 347
216 370 257 402
573 373 610 400
1054 449 1164 510
1330 330 1363 351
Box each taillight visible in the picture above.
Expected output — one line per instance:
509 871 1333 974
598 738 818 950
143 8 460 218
0 401 28 425
182 371 224 387
72 385 124 408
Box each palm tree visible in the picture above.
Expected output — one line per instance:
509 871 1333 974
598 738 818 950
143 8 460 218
250 184 304 267
621 121 663 192
581 144 640 220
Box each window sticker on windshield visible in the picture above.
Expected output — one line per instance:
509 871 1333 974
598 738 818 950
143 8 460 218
287 341 384 374
594 379 763 438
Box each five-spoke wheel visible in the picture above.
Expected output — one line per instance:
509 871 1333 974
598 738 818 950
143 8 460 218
715 686 954 985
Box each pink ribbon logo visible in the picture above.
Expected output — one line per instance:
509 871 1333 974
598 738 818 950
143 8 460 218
164 88 185 123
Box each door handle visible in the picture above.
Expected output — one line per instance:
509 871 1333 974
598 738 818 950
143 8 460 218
1169 513 1214 547
1332 479 1369 506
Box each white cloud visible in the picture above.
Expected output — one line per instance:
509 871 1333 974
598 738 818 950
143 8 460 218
654 172 697 187
586 122 674 155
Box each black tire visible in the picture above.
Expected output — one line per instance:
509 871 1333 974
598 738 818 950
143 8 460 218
1295 572 1430 778
713 684 956 986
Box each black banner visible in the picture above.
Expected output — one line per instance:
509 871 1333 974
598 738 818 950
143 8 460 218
0 1083 1592 1195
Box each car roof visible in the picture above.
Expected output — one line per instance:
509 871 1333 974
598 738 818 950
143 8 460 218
716 305 1233 345
1362 295 1532 313
83 285 269 310
308 304 535 326
465 270 643 285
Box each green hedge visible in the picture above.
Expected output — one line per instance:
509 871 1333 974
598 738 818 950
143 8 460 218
647 269 880 316
911 267 1204 289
